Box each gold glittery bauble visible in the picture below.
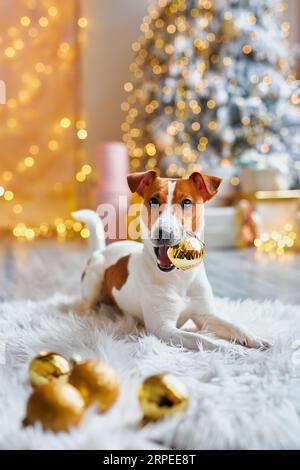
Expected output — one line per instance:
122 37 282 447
69 360 120 412
29 352 71 387
138 373 189 421
23 382 85 432
167 235 205 271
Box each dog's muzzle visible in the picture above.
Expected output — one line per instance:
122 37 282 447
152 224 184 272
154 245 176 272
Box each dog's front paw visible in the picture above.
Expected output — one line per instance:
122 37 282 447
234 334 271 350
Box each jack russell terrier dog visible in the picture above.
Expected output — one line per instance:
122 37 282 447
73 170 269 351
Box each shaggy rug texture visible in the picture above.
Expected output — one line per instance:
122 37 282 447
1 294 300 450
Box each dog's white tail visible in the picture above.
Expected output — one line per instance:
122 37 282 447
72 210 105 253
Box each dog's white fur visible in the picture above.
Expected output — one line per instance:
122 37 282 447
73 181 267 351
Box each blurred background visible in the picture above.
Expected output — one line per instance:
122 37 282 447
82 0 299 155
0 0 300 261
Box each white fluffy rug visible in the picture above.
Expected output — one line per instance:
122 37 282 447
1 293 300 450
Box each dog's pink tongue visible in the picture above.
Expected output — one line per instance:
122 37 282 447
159 246 172 268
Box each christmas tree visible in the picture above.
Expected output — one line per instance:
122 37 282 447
122 0 300 181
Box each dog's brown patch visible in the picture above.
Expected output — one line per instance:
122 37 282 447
101 255 130 310
189 172 222 202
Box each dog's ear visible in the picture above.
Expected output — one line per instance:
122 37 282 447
127 170 158 196
189 172 222 202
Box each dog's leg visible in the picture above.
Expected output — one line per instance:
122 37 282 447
189 299 271 350
188 285 270 349
142 301 233 351
81 252 105 310
192 312 270 349
153 321 231 351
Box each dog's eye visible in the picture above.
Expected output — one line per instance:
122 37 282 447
181 199 193 209
148 197 159 207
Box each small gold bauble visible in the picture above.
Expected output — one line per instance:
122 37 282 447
167 235 205 271
69 360 120 412
29 352 72 387
23 382 85 432
138 373 189 421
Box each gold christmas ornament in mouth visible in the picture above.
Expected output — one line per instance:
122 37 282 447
167 235 205 271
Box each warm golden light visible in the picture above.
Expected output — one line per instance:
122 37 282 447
207 100 216 109
7 99 17 109
230 177 240 186
29 145 39 155
76 172 86 182
20 16 31 27
39 17 49 28
145 143 157 156
77 129 88 140
191 122 200 131
242 44 252 55
48 140 59 151
24 157 35 168
78 17 88 28
13 204 23 214
82 164 92 175
242 116 250 125
223 56 232 66
80 228 90 239
60 118 71 128
48 6 58 17
5 47 16 58
57 223 66 234
254 230 296 255
4 190 14 201
208 120 217 130
124 82 134 92
167 24 176 34
73 222 82 232
14 39 24 50
2 171 13 182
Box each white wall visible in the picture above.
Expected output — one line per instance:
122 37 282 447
81 0 149 158
82 0 298 157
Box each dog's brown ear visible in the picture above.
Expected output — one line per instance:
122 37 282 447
189 172 222 202
127 170 158 196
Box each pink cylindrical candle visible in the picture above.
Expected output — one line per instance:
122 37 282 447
95 142 130 241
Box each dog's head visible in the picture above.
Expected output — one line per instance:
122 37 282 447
127 170 222 272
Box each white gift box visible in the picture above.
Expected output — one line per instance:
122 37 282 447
204 207 237 248
205 202 300 249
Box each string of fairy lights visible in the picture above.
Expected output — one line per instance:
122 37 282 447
0 0 91 241
254 224 297 256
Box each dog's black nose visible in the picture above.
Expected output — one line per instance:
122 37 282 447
158 228 171 242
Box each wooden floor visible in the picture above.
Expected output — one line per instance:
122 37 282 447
0 239 299 304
